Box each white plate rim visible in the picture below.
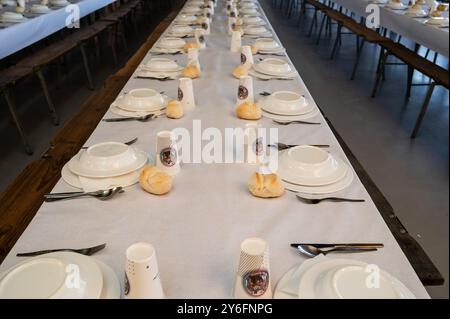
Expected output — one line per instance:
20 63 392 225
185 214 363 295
259 95 313 116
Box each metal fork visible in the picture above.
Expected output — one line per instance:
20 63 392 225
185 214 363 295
16 243 106 257
296 195 365 204
273 120 321 125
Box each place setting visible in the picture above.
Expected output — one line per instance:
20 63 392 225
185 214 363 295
249 57 298 80
135 57 183 80
251 38 286 56
167 24 195 38
151 37 187 55
242 25 271 38
0 11 28 24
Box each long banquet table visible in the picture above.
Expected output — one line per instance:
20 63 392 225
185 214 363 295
0 0 430 298
329 0 449 58
0 0 116 59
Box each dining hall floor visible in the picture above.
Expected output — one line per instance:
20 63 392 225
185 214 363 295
0 1 448 298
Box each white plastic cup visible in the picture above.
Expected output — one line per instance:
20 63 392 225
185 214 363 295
178 77 196 111
230 30 242 53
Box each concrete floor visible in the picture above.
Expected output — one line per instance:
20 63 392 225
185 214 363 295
260 0 449 298
0 2 448 298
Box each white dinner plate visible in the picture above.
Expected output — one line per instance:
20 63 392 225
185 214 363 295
95 260 121 299
253 62 296 77
61 162 142 190
0 252 103 299
273 266 298 299
277 152 349 186
261 107 320 121
114 94 169 112
281 168 354 194
68 149 148 178
259 95 313 116
298 258 415 299
136 68 181 79
109 103 166 118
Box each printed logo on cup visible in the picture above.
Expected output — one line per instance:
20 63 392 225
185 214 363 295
227 4 231 10
205 12 211 18
199 35 205 43
231 22 236 30
202 22 209 30
238 85 249 100
124 272 130 296
253 137 264 156
230 11 236 17
160 147 177 167
243 269 270 297
178 88 184 101
241 53 247 65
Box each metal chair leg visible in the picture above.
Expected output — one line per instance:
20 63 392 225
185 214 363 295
316 13 327 44
307 9 317 37
350 38 365 80
36 68 59 125
405 66 414 100
330 23 342 59
371 50 388 97
411 82 436 138
3 88 33 155
80 43 95 90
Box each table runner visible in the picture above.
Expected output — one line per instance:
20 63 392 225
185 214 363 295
0 0 429 298
329 0 449 57
0 0 116 59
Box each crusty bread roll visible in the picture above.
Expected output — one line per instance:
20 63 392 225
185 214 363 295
166 100 184 119
251 45 258 55
182 64 201 79
139 165 172 195
183 42 199 52
232 65 248 79
248 172 284 198
236 101 262 120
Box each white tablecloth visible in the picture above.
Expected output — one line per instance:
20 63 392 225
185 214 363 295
0 0 429 298
0 0 116 59
330 0 449 57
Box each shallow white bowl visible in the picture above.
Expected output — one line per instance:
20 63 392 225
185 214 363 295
79 142 140 172
278 146 348 186
426 17 449 25
257 58 292 75
265 91 309 115
1 12 23 20
143 58 180 72
171 25 193 34
245 25 268 35
240 3 258 9
122 88 165 110
176 14 197 23
244 16 263 24
183 7 202 14
31 4 51 14
240 8 259 14
387 1 407 9
51 0 69 6
158 37 186 49
254 38 280 50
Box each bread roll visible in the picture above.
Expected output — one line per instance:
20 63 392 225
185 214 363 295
182 64 201 79
183 42 199 52
248 172 284 198
232 65 248 79
166 100 184 119
236 101 262 120
139 165 173 195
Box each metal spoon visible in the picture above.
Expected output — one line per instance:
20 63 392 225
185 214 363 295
81 137 138 149
44 187 124 202
294 244 380 258
268 143 330 150
102 114 156 122
273 119 321 125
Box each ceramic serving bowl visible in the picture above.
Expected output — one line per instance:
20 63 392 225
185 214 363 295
245 26 268 35
265 91 308 115
158 37 186 49
143 58 180 72
243 16 263 24
176 14 197 23
171 25 194 34
254 38 280 50
122 89 165 110
257 58 292 75
31 4 51 14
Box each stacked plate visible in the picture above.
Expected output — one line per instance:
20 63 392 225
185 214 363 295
243 25 271 37
137 58 182 79
242 15 266 26
169 24 194 37
406 6 428 18
239 2 258 9
259 91 318 121
50 0 70 7
426 16 449 26
110 88 168 117
0 252 120 299
174 14 198 25
275 255 415 299
253 38 285 54
62 141 149 191
386 0 408 10
240 7 260 16
275 145 354 194
182 6 202 15
30 4 52 14
1 0 16 6
152 37 186 54
250 58 297 79
0 12 27 23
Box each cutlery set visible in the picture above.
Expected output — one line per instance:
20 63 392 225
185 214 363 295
291 243 384 257
44 186 124 202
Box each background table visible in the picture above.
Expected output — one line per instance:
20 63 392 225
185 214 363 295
0 0 116 59
329 0 449 57
0 0 430 298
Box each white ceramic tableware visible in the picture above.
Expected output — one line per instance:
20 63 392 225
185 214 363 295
171 25 194 35
236 75 254 106
255 58 293 76
158 37 186 50
277 146 348 186
243 16 263 24
387 0 407 9
156 130 181 176
254 38 280 50
0 12 25 22
50 0 70 7
0 252 103 299
426 16 449 25
1 0 16 6
240 8 259 15
231 30 242 52
234 238 272 299
116 89 166 112
175 14 197 24
31 4 51 14
178 77 196 111
125 243 165 299
68 142 148 178
96 260 121 299
260 103 319 121
262 91 309 116
142 58 181 73
244 26 269 35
